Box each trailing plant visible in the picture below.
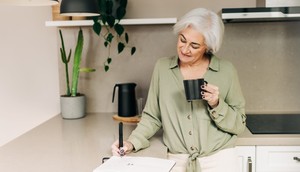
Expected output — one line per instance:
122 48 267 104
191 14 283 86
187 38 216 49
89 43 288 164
59 28 96 97
92 0 136 72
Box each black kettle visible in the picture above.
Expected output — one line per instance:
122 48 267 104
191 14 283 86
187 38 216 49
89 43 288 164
112 83 137 117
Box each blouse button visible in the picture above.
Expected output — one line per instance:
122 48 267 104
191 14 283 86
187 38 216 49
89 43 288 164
212 111 218 119
190 146 194 151
187 115 191 120
189 131 192 135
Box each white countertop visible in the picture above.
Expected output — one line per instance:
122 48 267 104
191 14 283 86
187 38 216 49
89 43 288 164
0 113 299 172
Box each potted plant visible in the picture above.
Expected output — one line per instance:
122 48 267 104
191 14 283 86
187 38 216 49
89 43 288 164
92 0 136 71
59 28 96 119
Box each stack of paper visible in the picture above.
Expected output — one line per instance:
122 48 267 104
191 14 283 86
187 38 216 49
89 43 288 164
93 156 176 172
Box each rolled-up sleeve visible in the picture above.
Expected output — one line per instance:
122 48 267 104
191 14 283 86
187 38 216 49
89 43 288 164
207 63 246 135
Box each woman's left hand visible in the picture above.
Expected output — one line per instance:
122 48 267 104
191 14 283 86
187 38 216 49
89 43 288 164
201 83 219 108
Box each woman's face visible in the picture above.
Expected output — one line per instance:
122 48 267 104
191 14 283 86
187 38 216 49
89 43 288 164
177 26 207 65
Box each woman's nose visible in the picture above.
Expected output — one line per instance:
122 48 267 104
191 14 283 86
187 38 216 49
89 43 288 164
182 44 190 53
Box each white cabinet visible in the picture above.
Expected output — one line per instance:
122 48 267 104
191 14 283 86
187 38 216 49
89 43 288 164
256 146 300 172
236 146 256 172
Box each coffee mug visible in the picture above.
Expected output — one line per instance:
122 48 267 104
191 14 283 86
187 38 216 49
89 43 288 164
183 78 208 101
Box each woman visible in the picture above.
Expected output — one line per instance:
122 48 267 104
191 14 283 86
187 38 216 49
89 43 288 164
112 8 246 172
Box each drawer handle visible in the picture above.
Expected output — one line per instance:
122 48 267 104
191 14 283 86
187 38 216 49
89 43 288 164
294 157 300 162
248 157 252 172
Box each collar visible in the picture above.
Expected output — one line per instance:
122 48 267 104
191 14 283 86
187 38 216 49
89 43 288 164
169 55 220 72
169 56 179 69
208 55 220 72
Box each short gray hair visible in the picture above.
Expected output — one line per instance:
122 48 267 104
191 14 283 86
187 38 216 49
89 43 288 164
173 8 224 54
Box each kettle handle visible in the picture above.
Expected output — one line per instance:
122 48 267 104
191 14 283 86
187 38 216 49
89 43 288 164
112 84 118 103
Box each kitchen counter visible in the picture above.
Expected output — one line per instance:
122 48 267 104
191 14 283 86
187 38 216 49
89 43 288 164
1 113 300 172
0 113 167 172
237 126 300 146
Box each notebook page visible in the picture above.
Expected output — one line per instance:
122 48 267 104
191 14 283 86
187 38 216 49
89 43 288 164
93 156 176 172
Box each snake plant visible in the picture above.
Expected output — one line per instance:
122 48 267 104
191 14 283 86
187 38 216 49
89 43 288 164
59 28 96 97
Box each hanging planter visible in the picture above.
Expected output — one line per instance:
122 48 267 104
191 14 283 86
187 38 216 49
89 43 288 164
92 0 136 72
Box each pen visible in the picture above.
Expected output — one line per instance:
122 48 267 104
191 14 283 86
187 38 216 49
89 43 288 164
119 122 125 157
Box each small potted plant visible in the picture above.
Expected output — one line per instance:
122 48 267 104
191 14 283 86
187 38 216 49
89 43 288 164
59 28 95 119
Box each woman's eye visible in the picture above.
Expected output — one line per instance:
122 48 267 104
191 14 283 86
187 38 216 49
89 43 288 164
180 38 186 43
191 45 200 49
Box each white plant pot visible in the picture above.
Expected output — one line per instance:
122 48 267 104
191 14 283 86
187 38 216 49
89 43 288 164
60 94 86 119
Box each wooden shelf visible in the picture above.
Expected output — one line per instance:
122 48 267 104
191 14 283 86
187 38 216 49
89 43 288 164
45 18 177 27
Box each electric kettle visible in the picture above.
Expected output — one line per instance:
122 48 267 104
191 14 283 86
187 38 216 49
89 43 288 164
112 83 137 117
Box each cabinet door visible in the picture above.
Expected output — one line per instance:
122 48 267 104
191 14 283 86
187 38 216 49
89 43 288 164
236 146 256 172
256 146 300 172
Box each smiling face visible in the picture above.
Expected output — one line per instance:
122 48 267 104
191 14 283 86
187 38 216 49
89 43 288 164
177 26 207 66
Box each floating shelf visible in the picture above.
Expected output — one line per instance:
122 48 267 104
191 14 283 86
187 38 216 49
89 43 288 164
45 18 177 27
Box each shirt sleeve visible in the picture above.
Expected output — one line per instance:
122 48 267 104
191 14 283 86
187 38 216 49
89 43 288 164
207 65 246 135
128 61 162 151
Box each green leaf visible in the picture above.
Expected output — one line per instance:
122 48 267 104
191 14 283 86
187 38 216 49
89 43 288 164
107 15 115 28
131 47 136 55
120 0 127 8
106 33 114 43
59 29 68 62
116 7 126 20
67 49 72 62
106 0 113 15
104 41 109 47
114 23 124 36
125 33 129 43
92 16 98 22
104 65 109 72
118 42 125 53
98 0 106 14
93 22 101 35
80 68 96 72
101 14 107 24
107 57 112 64
60 48 65 62
71 28 84 96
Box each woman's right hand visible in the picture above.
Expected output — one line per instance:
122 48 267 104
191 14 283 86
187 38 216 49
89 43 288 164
111 140 134 156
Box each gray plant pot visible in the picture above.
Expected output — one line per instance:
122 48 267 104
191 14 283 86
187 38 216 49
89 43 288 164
60 94 86 119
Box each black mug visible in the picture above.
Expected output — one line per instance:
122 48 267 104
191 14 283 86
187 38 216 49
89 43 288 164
183 78 207 101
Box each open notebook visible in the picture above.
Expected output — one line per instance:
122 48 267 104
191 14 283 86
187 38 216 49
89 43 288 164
93 156 176 172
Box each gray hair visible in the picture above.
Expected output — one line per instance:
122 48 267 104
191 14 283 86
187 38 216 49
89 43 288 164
173 8 224 54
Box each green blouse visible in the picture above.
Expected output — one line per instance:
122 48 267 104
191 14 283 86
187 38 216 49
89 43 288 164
128 55 246 171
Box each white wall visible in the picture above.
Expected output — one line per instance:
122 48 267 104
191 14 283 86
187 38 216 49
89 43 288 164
0 5 60 146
